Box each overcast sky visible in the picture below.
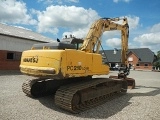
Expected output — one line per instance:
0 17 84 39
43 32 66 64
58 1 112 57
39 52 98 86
0 0 160 53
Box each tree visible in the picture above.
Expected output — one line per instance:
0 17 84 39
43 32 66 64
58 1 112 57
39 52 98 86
157 50 160 59
153 50 160 69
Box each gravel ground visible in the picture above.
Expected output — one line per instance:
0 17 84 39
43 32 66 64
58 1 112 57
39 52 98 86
0 70 160 120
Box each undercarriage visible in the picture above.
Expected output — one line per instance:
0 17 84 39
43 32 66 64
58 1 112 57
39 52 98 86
22 76 128 113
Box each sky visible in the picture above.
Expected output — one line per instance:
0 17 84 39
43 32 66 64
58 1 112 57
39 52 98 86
0 0 160 53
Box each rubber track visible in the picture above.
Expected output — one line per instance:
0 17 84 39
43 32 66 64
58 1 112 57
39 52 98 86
55 78 123 113
22 79 38 97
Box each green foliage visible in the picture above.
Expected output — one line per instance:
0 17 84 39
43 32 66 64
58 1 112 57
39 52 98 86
153 60 160 68
157 50 160 59
153 50 160 68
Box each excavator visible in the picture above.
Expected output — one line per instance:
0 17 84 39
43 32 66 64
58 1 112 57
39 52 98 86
20 17 135 113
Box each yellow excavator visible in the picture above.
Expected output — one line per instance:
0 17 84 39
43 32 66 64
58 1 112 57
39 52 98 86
20 17 135 113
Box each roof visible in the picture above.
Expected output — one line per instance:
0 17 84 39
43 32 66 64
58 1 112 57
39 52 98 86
128 48 155 63
0 23 54 43
100 48 155 63
101 49 122 63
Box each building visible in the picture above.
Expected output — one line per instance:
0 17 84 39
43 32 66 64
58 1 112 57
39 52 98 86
101 48 156 71
0 23 54 70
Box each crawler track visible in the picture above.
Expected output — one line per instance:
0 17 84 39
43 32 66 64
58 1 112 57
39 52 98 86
22 77 92 98
22 79 38 97
22 78 47 97
22 77 127 113
55 78 127 113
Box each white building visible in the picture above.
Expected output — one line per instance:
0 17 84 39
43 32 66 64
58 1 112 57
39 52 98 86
0 23 54 70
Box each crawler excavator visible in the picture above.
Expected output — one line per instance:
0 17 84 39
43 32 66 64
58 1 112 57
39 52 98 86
20 17 135 113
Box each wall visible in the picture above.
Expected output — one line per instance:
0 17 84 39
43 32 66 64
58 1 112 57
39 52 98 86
0 34 45 70
128 52 153 70
128 53 139 69
0 34 42 52
135 63 153 70
0 50 21 70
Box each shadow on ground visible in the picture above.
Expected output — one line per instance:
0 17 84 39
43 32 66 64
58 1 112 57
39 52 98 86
0 70 22 76
37 86 160 119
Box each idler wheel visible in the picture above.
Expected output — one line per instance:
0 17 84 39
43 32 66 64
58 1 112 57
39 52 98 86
72 92 80 109
31 81 46 97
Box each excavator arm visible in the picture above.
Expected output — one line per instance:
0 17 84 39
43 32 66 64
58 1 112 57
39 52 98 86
80 18 129 74
80 17 135 88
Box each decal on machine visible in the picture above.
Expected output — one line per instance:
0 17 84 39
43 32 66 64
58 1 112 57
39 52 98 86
67 66 89 71
23 56 38 63
110 27 117 30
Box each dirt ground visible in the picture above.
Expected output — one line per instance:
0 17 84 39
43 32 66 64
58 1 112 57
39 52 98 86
0 70 160 120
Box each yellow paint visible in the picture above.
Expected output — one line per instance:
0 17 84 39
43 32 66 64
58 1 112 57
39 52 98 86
20 49 109 79
20 17 129 79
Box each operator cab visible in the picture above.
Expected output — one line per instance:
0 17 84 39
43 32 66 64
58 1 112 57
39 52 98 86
32 36 84 50
61 35 83 50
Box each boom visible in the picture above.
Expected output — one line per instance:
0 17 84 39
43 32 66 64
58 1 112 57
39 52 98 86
80 18 129 65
